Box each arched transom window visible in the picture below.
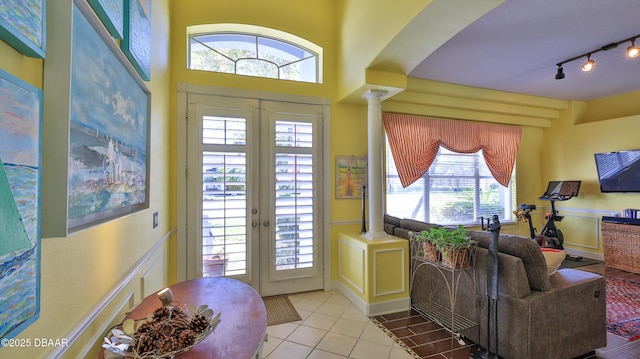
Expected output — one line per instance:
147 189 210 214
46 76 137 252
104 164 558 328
188 24 322 83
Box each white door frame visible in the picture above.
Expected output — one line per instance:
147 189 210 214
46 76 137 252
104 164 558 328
176 83 331 293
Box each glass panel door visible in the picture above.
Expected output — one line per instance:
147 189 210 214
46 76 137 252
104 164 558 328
186 94 323 296
259 102 323 296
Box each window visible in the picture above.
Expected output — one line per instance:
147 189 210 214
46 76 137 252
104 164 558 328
187 24 322 83
386 141 516 225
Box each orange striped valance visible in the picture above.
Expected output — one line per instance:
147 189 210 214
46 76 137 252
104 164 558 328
383 113 522 188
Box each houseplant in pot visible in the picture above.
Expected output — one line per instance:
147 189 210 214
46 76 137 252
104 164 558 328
411 227 445 262
436 225 476 269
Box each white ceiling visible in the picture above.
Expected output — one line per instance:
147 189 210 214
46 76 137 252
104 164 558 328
408 0 640 101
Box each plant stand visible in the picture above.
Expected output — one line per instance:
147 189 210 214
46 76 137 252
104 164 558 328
409 235 478 359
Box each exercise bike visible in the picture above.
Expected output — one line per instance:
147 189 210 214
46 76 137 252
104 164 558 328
514 181 583 260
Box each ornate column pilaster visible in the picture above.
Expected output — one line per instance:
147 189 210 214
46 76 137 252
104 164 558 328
361 89 388 240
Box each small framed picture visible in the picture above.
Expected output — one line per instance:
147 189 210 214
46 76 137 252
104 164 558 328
0 0 46 58
336 156 367 198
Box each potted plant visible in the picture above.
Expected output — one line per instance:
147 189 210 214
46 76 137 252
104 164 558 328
411 227 447 262
436 225 476 269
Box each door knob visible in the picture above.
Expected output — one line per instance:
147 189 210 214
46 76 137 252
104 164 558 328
252 221 258 227
263 220 270 227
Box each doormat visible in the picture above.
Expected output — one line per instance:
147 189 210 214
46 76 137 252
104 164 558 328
559 257 600 269
606 276 640 341
262 295 301 326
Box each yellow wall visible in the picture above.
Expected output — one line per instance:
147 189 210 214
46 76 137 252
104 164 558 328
541 100 640 255
0 0 172 357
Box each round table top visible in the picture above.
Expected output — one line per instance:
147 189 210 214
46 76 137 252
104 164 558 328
101 277 267 359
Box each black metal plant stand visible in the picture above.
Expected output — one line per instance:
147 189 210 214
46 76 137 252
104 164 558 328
471 215 501 359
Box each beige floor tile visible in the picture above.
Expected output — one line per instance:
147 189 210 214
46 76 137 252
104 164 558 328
287 324 328 347
329 318 367 338
303 312 340 331
266 322 298 340
359 322 395 346
293 297 325 312
316 301 349 317
308 348 348 359
348 340 392 359
265 340 313 359
316 332 358 356
340 305 370 323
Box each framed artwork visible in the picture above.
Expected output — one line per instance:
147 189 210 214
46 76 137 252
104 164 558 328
0 0 46 58
121 0 151 81
336 156 367 198
0 69 42 338
67 1 150 232
87 0 124 39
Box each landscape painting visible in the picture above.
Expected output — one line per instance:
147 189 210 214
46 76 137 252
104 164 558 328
0 0 46 58
68 3 149 232
0 69 42 339
336 156 367 198
122 0 151 80
88 0 124 39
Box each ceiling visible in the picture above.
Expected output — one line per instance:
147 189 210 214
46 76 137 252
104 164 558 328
408 0 640 101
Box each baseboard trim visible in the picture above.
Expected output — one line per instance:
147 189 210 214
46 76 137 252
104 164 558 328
47 229 174 358
334 280 409 316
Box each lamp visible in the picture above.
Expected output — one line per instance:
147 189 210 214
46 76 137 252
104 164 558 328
627 39 640 58
581 54 594 72
554 34 640 79
157 287 173 306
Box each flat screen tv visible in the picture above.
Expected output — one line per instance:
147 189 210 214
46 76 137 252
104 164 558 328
594 149 640 193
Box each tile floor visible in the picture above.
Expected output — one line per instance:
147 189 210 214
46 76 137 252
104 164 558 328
262 290 415 359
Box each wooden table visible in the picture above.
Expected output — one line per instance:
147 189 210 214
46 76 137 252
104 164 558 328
101 277 267 359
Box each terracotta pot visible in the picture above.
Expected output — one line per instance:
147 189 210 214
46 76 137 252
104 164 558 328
440 247 472 269
203 255 229 277
421 241 439 262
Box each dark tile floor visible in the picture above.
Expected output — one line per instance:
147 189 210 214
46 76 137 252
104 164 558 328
374 262 640 359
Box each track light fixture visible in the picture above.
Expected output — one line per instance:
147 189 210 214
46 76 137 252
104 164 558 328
627 39 640 58
554 34 640 80
581 54 594 72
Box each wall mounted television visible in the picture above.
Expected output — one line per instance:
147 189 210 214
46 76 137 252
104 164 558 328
594 149 640 193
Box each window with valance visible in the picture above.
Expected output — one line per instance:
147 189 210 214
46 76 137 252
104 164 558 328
383 113 521 224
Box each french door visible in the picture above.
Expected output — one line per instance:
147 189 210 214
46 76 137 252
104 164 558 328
185 94 323 296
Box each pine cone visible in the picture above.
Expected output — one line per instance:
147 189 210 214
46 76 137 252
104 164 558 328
190 314 210 334
133 333 156 354
153 321 175 338
171 315 191 333
178 329 197 348
153 306 171 321
158 335 178 354
171 307 188 320
136 321 155 334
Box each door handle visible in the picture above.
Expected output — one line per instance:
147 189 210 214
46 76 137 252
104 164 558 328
252 221 258 227
263 220 270 227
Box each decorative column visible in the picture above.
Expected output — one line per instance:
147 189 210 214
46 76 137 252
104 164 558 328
362 89 388 240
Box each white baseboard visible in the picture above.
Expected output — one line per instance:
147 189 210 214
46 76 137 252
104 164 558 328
334 280 409 316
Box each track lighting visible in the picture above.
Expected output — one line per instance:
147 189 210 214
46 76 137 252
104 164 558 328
627 39 640 58
581 55 594 72
554 34 640 80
